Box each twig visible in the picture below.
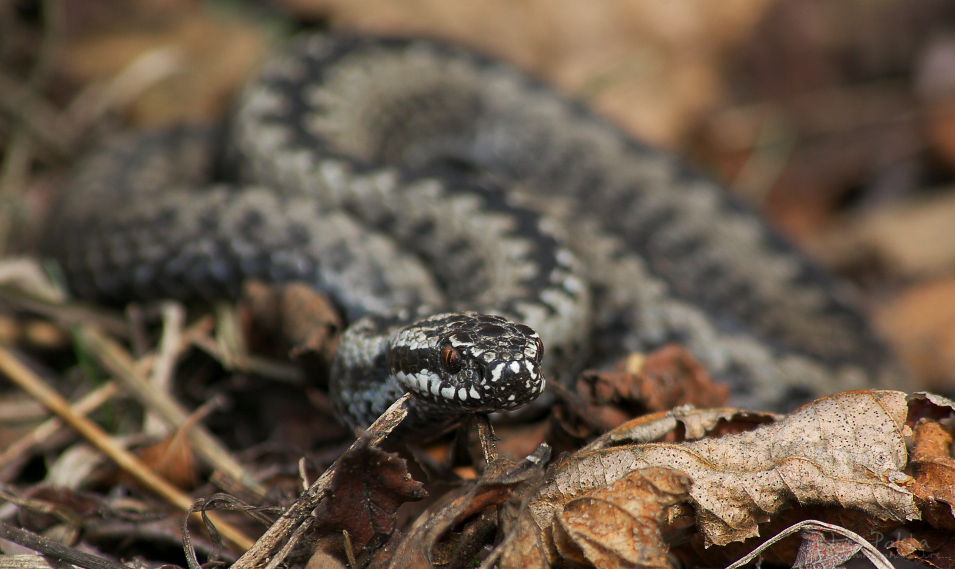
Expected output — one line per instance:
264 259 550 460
230 393 412 569
475 414 498 465
262 521 313 569
0 522 130 569
0 344 255 551
0 259 64 303
143 302 185 437
0 380 119 471
0 283 128 338
0 69 79 158
77 325 265 494
0 0 65 250
66 46 183 132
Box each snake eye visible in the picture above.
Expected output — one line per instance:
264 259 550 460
441 343 462 374
535 337 544 358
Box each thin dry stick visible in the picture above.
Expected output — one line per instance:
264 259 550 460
230 393 412 569
0 69 79 158
78 326 265 494
0 522 130 569
262 520 313 569
0 284 128 337
0 380 119 470
0 344 254 551
66 46 183 133
191 302 303 383
190 332 305 383
143 302 185 437
0 0 65 249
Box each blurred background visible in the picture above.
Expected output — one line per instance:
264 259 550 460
2 0 955 394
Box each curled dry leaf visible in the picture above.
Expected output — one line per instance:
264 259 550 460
574 345 729 432
312 435 427 559
381 444 550 568
889 530 955 569
531 391 919 548
546 467 691 569
583 406 779 452
902 394 955 559
131 431 198 491
905 391 955 530
241 281 342 370
496 507 550 569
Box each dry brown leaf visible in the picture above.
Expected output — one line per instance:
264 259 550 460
873 277 955 391
546 467 691 569
132 431 198 491
383 445 549 568
809 194 955 281
583 406 779 452
496 507 550 569
312 436 427 559
241 280 342 371
61 5 266 126
574 345 729 431
889 530 955 569
907 420 955 531
531 391 918 548
17 486 106 534
791 528 862 569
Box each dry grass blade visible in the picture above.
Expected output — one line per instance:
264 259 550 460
723 520 894 569
0 344 255 551
0 380 119 471
77 325 265 494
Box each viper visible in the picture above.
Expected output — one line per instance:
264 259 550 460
43 34 907 429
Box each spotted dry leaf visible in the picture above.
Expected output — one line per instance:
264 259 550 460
530 390 919 548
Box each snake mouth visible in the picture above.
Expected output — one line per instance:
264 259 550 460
391 357 544 412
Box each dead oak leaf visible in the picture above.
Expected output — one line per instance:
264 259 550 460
907 420 955 530
313 435 427 556
574 345 729 431
904 392 955 530
547 467 691 569
531 391 918 548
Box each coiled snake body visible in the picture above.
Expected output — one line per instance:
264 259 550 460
45 34 906 429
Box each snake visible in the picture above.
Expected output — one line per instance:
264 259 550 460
43 33 908 430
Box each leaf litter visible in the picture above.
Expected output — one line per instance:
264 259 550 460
5 1 955 569
7 263 955 568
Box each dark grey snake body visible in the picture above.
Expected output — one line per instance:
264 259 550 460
44 33 907 429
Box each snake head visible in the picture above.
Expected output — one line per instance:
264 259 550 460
387 312 546 412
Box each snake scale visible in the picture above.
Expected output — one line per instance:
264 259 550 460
44 33 907 430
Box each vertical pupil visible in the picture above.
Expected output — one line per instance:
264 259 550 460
442 345 461 373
